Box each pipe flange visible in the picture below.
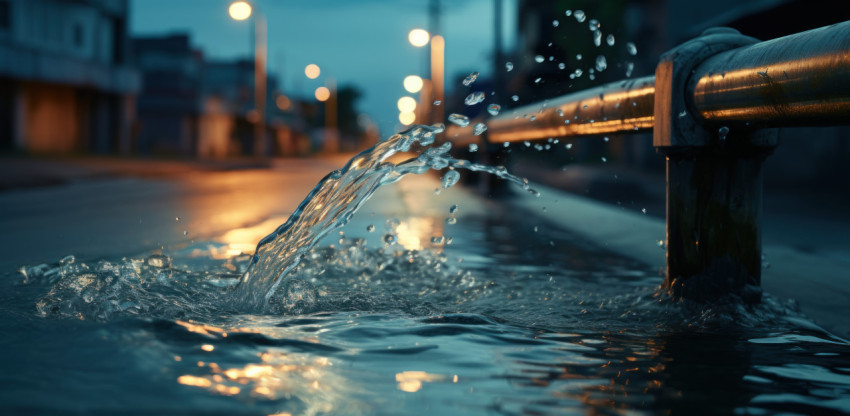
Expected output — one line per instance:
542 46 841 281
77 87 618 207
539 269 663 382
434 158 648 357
654 28 762 148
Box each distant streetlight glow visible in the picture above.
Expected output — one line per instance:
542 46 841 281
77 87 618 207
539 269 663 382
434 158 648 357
408 29 430 47
228 1 252 20
305 64 321 79
403 75 424 93
276 95 291 110
315 86 331 102
397 96 417 113
399 111 416 125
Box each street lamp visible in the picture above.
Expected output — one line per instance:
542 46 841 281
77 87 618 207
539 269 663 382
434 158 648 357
228 1 267 157
408 29 444 125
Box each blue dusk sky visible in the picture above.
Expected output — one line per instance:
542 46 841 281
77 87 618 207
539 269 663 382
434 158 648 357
131 0 518 136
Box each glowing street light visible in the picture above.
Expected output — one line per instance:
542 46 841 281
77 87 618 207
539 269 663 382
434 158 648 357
397 96 417 113
403 75 424 93
408 28 430 47
228 1 252 20
228 1 267 157
315 86 331 102
399 111 416 126
305 64 321 79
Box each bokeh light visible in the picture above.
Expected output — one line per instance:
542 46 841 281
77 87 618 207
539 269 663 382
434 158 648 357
403 75 423 93
275 95 291 111
315 86 330 102
399 111 416 125
408 29 430 47
397 96 417 112
228 1 252 21
305 64 321 79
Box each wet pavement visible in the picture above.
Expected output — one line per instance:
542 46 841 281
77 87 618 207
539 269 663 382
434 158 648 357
0 155 848 338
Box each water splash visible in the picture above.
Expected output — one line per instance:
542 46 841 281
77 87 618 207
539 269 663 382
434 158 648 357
448 113 470 127
464 92 485 106
234 125 537 311
487 104 501 116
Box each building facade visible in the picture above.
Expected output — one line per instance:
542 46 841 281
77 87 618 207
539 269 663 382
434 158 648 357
0 0 140 154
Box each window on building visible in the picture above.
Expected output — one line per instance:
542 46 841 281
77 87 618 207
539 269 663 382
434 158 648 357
0 0 11 31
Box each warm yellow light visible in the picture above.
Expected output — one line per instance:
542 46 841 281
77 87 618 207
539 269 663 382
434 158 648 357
275 95 291 110
399 111 416 126
403 75 424 93
315 86 330 102
228 1 252 21
305 64 321 79
397 96 417 112
408 29 430 47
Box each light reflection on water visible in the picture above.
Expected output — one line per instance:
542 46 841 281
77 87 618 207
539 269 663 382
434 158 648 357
2 202 850 415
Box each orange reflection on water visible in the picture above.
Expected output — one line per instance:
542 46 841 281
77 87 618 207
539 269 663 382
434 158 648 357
395 371 446 392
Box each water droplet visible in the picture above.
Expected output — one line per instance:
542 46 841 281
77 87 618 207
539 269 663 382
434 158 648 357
656 240 665 249
433 100 442 105
625 62 634 78
552 20 559 27
183 230 188 236
548 56 554 61
487 103 501 116
366 224 375 232
524 141 531 147
175 217 180 221
574 68 583 77
503 142 510 148
534 77 542 84
595 55 607 71
564 119 570 124
589 19 600 30
533 226 539 232
505 61 513 72
626 42 637 56
606 34 615 46
565 143 573 149
576 53 582 60
472 123 487 136
431 123 445 133
445 217 456 225
557 109 564 117
448 113 470 127
529 115 537 121
446 237 453 245
441 170 460 189
574 10 585 22
383 234 397 244
464 91 485 106
593 30 602 47
679 110 687 118
462 72 479 86
718 126 730 141
603 136 609 142
468 143 479 152
558 63 566 70
511 95 519 102
641 208 647 214
534 55 545 63
449 204 459 214
565 10 572 17
430 236 445 244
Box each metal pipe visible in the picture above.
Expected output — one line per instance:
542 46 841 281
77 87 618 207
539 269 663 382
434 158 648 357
690 21 850 126
487 76 655 143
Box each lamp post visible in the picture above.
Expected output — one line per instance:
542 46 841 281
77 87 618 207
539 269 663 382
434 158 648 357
229 1 267 157
409 29 444 125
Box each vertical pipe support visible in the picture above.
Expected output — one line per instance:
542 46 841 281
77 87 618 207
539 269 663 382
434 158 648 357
654 28 778 303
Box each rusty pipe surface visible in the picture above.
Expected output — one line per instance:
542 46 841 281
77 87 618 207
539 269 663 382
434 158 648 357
486 76 655 143
690 21 850 126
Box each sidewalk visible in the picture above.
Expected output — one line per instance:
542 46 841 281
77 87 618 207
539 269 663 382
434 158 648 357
0 156 274 191
512 161 850 338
